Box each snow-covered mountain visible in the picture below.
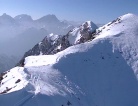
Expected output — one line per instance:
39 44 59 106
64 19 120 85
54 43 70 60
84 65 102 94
17 21 98 66
0 13 74 39
1 13 138 106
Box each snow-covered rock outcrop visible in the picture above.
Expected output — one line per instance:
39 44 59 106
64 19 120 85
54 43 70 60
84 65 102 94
17 21 98 66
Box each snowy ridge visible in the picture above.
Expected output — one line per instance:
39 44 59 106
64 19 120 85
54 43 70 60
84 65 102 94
17 21 98 66
1 13 138 106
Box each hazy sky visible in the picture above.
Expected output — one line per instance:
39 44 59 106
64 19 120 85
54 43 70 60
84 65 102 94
0 0 138 24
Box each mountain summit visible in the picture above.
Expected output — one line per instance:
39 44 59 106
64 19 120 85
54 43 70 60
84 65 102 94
1 13 138 106
0 13 16 25
14 14 33 22
36 14 59 23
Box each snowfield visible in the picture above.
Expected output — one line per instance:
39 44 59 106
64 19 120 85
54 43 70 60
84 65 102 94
1 13 138 106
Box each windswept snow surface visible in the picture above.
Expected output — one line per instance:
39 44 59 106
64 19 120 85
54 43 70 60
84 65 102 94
1 13 138 106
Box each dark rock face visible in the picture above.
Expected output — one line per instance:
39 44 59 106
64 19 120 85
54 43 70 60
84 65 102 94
17 21 98 66
17 34 71 66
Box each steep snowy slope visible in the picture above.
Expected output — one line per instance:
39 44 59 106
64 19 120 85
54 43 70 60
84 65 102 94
1 13 138 106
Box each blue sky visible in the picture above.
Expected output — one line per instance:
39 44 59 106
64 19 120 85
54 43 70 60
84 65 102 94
0 0 138 24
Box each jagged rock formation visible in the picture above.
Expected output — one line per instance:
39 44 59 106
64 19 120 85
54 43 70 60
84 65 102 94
17 21 98 66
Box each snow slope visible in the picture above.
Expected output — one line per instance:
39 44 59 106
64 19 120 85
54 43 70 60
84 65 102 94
0 67 28 94
1 13 138 106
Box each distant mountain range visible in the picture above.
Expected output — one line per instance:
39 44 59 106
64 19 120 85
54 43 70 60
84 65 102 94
0 13 74 36
0 13 76 72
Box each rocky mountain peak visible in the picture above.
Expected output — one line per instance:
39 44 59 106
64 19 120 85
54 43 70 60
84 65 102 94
14 14 33 22
17 21 98 66
36 14 59 23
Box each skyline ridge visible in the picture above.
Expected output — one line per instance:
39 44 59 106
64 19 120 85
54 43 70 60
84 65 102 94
1 0 138 23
